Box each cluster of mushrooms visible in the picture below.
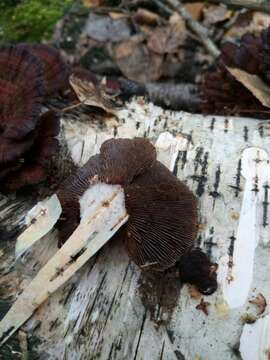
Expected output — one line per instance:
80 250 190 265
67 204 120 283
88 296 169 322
55 137 217 295
0 44 219 289
0 44 70 190
201 25 270 117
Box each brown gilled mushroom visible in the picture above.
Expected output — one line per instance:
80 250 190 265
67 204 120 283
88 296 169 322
0 110 60 191
56 138 216 289
17 43 69 95
0 45 44 140
0 138 217 346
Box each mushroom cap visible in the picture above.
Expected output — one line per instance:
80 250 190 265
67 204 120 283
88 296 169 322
124 161 198 271
0 133 34 163
56 138 198 271
2 110 60 191
18 43 69 95
99 138 156 185
0 45 44 140
56 138 156 245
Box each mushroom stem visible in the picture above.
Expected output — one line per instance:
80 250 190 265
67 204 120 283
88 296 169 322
0 184 128 347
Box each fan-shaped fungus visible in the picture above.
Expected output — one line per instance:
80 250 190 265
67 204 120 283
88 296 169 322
0 45 44 140
1 110 60 191
56 138 217 291
17 43 69 95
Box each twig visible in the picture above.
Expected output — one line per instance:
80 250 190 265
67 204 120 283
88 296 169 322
158 0 220 58
208 0 270 13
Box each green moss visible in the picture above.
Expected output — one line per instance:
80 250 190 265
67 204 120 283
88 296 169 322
0 0 74 44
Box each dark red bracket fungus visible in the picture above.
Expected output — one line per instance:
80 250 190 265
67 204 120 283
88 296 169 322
200 26 270 118
1 110 60 191
56 137 217 295
17 43 69 95
0 45 45 140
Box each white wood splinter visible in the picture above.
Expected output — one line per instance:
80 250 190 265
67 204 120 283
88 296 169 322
0 184 128 346
221 147 270 308
15 195 62 259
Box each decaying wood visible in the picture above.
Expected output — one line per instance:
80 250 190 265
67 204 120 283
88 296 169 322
1 99 270 359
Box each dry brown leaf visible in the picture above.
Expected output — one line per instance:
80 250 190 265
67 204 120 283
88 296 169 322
249 293 267 315
227 66 270 108
133 8 160 26
185 2 205 21
203 5 232 26
114 36 163 83
69 74 122 114
196 298 210 316
147 20 186 55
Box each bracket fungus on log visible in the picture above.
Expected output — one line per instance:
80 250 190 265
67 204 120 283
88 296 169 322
17 43 69 95
0 45 45 140
200 25 270 118
0 110 60 191
0 43 63 190
0 137 218 347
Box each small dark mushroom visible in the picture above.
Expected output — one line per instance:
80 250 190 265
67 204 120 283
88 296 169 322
56 137 217 294
0 45 44 140
200 26 270 118
17 43 69 95
3 110 60 190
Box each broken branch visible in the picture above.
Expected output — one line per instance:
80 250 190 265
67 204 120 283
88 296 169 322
162 0 220 58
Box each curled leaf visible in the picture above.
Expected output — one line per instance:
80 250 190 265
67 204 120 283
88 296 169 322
69 74 122 114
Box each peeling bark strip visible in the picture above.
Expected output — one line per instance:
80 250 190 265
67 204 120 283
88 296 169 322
1 100 270 359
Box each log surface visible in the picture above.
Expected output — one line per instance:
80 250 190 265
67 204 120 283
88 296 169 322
1 100 270 360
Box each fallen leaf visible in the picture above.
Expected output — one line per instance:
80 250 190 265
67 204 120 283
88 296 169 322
133 8 160 26
203 4 232 26
69 74 122 114
196 298 210 316
249 293 267 315
147 20 187 55
227 66 270 108
85 13 132 42
185 2 205 21
114 36 163 83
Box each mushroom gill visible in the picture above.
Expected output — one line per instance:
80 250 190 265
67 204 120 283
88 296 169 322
55 137 217 293
17 43 69 95
0 45 45 140
0 44 62 191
